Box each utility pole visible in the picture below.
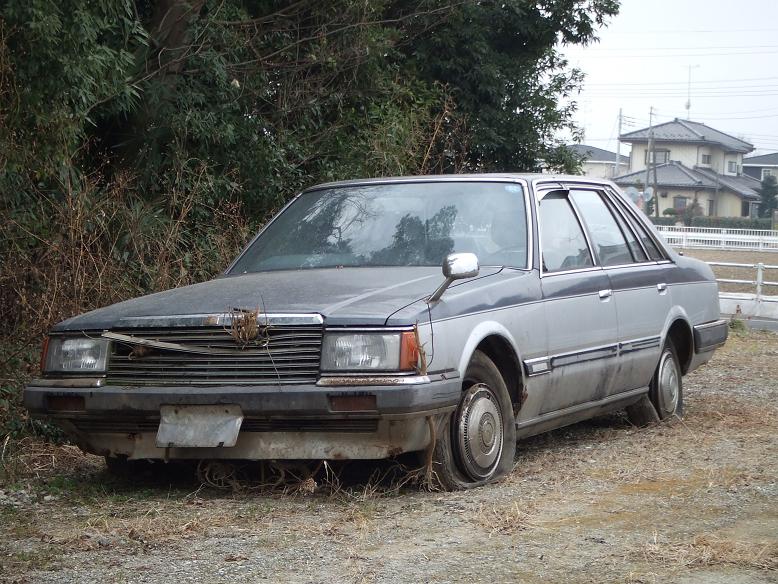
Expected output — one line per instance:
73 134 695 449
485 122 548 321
644 106 657 216
685 64 700 120
614 109 623 178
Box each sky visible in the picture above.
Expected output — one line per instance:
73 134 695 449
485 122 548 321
562 0 778 157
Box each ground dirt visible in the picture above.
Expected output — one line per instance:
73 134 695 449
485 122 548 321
1 330 777 583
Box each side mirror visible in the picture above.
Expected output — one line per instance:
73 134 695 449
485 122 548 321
429 253 480 303
443 252 479 280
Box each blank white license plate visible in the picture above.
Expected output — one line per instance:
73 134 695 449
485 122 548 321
156 405 243 448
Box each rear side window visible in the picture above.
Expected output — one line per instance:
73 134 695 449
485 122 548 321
616 200 665 261
605 197 648 263
570 190 634 266
539 194 594 272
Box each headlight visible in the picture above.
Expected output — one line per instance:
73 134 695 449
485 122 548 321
44 336 109 373
321 331 421 372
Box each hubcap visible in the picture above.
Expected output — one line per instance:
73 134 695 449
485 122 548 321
658 351 679 415
458 384 504 480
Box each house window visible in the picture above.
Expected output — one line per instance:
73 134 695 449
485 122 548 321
701 154 711 165
741 201 750 217
763 169 774 179
727 161 737 173
674 196 688 211
646 149 670 165
707 200 715 216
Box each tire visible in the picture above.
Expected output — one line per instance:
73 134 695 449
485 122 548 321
428 350 517 491
626 342 684 426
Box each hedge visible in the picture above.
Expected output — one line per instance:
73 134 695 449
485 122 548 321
690 217 773 230
648 217 679 226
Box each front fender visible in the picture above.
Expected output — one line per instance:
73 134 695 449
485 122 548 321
456 320 525 383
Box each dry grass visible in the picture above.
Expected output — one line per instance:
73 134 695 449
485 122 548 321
641 534 778 571
2 330 777 583
474 501 539 536
0 437 102 483
1 169 254 342
681 248 778 295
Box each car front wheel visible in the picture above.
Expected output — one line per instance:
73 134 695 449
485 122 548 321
428 350 516 490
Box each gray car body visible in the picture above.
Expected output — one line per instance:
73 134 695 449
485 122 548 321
24 174 726 461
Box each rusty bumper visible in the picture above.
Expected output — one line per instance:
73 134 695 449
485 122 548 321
24 373 461 460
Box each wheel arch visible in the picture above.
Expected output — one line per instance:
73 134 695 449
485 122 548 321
663 316 694 375
457 322 526 414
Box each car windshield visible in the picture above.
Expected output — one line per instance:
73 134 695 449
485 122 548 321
229 181 528 273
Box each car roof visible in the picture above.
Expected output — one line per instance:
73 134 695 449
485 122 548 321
303 173 617 193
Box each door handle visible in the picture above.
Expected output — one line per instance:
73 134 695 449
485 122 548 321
657 283 668 293
598 289 612 300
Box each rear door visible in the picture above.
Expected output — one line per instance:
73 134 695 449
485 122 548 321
568 188 671 394
603 190 673 391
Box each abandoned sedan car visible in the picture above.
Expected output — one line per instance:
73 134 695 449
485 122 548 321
25 175 728 489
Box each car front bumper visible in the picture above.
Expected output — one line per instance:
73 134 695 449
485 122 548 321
23 373 462 460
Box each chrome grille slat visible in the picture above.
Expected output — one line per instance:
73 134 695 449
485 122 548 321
108 348 321 361
106 325 322 385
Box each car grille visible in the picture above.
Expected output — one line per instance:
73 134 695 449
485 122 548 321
106 325 322 385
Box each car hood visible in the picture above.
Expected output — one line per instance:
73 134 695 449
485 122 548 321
53 266 503 331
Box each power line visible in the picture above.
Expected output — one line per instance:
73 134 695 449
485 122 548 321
586 44 778 51
583 94 778 100
606 28 778 35
580 49 778 59
586 87 778 95
585 76 778 87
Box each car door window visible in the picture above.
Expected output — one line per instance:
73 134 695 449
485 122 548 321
605 197 648 263
539 193 593 272
570 190 634 266
616 202 666 261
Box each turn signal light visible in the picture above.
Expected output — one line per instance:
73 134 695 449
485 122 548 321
399 331 420 372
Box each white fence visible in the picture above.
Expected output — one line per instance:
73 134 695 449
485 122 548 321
708 261 778 319
656 225 778 252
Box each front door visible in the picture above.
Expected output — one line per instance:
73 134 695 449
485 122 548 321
537 191 619 414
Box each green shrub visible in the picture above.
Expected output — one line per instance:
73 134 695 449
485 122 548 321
690 216 773 230
649 216 678 226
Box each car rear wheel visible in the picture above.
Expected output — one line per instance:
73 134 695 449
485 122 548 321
626 342 684 426
428 350 516 490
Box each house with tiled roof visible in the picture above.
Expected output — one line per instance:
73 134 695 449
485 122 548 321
565 144 629 179
743 152 778 181
614 118 761 217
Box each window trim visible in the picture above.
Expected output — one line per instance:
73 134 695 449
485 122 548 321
600 189 653 262
598 190 649 264
533 180 672 275
537 188 598 277
645 149 670 165
602 186 670 262
568 188 638 268
673 196 689 211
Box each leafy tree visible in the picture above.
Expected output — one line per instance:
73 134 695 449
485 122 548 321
757 175 778 218
1 0 620 335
